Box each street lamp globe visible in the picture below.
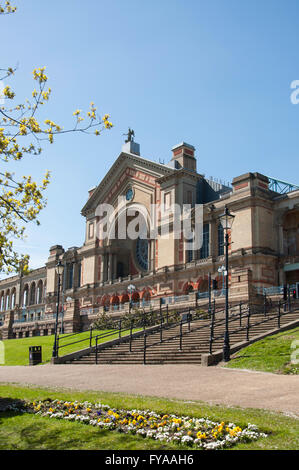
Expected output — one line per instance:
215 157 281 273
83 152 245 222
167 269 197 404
219 205 235 231
55 260 64 276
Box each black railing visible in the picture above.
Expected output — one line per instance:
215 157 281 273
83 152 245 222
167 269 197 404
209 299 296 355
56 297 298 363
140 302 235 364
104 298 296 365
91 301 244 364
56 304 195 358
94 306 196 364
139 299 296 364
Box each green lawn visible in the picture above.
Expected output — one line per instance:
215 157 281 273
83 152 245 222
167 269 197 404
0 383 298 450
226 327 299 374
0 329 138 366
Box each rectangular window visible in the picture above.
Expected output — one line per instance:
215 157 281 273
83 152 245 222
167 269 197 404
200 223 210 259
67 263 73 289
164 191 171 209
88 222 94 239
77 263 81 288
186 190 193 205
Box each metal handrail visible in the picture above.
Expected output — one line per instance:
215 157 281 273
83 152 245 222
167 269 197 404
209 299 294 353
129 299 294 363
56 304 189 357
119 302 249 364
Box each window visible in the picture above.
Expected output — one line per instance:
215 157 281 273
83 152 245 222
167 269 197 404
218 223 224 256
200 224 210 259
77 263 81 288
186 249 193 263
11 290 16 308
88 222 94 239
23 287 29 307
164 191 171 209
37 282 43 304
186 190 193 205
5 293 10 310
30 283 36 305
66 263 74 289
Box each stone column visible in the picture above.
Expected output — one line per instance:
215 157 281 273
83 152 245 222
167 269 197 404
62 299 81 334
108 253 113 281
1 310 14 340
100 255 105 282
278 224 284 255
148 240 152 271
113 254 117 280
103 254 108 282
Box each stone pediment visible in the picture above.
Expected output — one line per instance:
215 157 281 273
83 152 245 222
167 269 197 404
81 150 174 217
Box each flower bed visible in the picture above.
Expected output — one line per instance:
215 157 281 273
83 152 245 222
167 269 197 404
22 399 267 450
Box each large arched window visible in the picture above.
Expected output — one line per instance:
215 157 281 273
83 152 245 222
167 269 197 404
23 285 29 307
0 293 4 311
30 283 36 305
37 280 43 304
11 289 16 309
5 290 10 310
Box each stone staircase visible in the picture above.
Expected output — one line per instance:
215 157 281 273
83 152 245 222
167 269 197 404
66 306 299 365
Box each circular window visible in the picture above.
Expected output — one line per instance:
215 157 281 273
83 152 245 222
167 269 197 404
125 187 134 201
136 237 148 271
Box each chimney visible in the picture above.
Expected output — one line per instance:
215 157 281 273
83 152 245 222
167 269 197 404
88 186 96 198
171 142 196 171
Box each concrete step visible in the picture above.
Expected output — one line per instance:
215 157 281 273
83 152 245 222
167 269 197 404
67 308 299 365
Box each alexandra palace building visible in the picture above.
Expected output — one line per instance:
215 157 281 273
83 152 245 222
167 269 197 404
1 139 299 339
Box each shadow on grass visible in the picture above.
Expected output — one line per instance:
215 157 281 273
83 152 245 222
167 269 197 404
0 397 26 412
0 413 173 450
231 352 290 360
18 422 113 450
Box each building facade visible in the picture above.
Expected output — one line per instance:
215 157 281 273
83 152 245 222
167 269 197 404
1 140 299 339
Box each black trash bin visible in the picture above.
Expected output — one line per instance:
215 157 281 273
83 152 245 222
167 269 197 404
29 346 42 366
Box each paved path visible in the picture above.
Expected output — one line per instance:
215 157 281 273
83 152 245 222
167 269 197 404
0 364 298 418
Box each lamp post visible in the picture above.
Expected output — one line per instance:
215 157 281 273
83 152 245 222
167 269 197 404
52 260 64 358
218 265 225 295
128 284 135 313
219 205 235 362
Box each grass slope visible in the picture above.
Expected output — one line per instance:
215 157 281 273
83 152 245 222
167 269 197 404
0 329 138 366
226 327 299 374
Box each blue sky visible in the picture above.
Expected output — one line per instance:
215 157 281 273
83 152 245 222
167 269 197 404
1 0 299 272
